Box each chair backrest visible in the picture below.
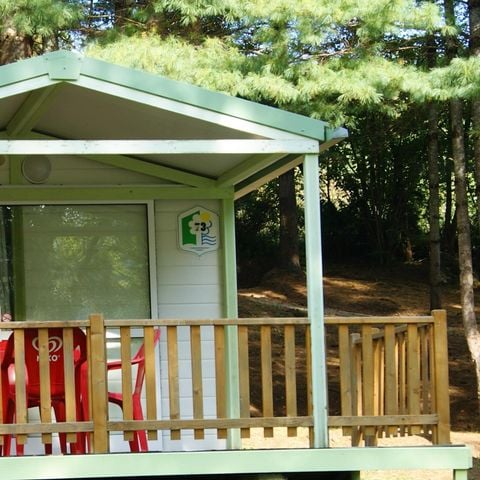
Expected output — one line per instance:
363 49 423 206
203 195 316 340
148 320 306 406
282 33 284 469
4 327 86 399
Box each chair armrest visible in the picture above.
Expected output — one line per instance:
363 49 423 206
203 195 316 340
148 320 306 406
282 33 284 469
107 357 142 371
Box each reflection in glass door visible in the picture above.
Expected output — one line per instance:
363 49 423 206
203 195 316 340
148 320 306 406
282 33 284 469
0 204 151 321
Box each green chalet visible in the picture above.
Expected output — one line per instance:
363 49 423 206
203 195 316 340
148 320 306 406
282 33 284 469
0 51 472 479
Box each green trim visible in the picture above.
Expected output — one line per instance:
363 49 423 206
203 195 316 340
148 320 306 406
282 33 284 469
325 126 348 143
79 154 215 188
234 154 302 199
303 154 328 448
0 446 471 479
319 129 348 153
221 198 241 449
0 76 59 102
216 153 286 188
6 85 61 137
0 186 234 202
0 56 50 88
44 50 83 80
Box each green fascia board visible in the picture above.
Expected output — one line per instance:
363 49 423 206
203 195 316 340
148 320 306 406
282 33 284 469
0 56 50 88
79 54 329 141
0 51 82 89
0 51 348 144
0 185 234 202
320 126 349 152
0 446 471 479
0 51 331 141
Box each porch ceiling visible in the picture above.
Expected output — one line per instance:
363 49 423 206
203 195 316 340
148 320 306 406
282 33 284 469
0 51 347 195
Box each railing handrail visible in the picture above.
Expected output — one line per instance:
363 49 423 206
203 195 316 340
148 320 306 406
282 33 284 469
325 316 435 325
0 315 435 331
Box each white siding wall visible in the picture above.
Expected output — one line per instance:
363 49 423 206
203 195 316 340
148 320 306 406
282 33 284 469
155 200 225 451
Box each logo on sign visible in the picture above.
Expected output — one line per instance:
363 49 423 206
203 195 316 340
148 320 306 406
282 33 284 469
32 336 63 362
178 206 219 256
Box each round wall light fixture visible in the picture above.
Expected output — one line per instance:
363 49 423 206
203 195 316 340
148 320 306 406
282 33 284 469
22 155 51 184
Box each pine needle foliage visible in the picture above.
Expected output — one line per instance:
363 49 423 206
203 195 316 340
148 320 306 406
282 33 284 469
0 0 81 42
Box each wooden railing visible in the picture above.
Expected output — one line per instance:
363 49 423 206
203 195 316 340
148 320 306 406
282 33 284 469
326 310 450 446
103 317 313 445
0 311 450 454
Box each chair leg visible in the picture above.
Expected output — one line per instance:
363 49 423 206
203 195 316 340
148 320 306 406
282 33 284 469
52 400 86 454
52 402 68 454
3 400 15 456
128 435 140 452
132 396 148 452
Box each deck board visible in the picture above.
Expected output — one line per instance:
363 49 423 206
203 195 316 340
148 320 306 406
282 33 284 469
0 446 471 479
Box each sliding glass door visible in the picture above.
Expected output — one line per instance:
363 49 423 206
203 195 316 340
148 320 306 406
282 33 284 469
0 204 151 321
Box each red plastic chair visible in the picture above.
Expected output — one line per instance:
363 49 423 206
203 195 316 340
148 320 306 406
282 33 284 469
1 328 86 456
83 328 160 452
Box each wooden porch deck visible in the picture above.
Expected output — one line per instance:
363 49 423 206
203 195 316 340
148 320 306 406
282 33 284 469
0 311 472 479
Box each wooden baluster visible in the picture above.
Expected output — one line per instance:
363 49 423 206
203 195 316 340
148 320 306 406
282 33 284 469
214 325 227 439
361 325 376 444
351 333 362 446
120 327 134 442
407 324 421 435
285 325 297 437
338 324 353 436
238 325 250 439
38 328 52 447
144 326 158 441
190 325 204 440
63 327 77 444
90 313 109 453
384 324 398 437
260 325 274 438
167 326 181 440
420 325 430 437
14 329 27 448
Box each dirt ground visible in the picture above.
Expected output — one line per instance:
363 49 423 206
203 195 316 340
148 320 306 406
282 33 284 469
238 261 480 479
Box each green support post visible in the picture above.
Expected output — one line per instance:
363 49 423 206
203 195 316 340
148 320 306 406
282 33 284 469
221 197 241 449
303 153 329 448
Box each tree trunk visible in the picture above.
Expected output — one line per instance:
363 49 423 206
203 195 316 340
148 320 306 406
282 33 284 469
451 98 480 403
469 0 480 232
278 169 301 272
0 29 33 66
427 101 443 309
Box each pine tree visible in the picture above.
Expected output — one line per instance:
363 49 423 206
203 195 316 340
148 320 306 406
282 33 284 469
0 0 82 64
